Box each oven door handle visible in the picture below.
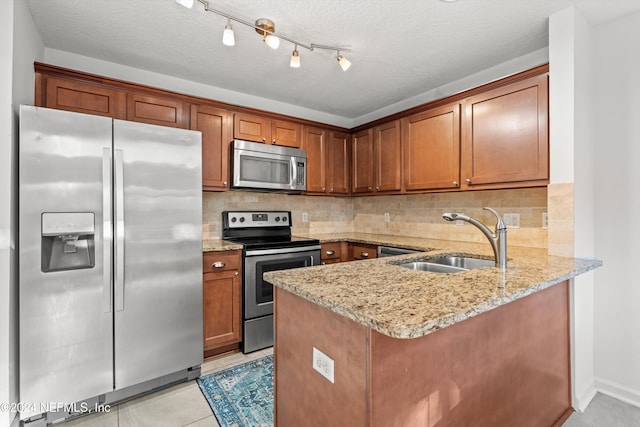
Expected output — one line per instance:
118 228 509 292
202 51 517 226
245 245 321 257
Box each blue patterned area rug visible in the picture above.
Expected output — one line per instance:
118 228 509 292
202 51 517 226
197 355 274 427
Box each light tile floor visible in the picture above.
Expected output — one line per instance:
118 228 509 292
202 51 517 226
59 347 273 427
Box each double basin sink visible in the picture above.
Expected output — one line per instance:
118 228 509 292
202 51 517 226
398 255 495 274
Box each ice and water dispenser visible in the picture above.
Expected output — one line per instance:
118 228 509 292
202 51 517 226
41 212 96 272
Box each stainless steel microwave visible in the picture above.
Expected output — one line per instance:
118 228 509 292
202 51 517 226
231 139 307 192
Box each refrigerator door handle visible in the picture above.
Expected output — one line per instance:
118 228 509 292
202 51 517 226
102 148 112 313
115 148 125 312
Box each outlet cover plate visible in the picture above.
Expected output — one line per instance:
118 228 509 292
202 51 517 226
302 212 308 223
312 347 334 383
503 213 520 229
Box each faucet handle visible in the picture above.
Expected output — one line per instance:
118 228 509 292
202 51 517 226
483 207 507 231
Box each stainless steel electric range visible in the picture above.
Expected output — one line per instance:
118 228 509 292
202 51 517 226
222 211 321 353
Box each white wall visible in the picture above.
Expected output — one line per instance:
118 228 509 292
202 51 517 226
549 6 598 411
592 10 640 407
0 3 15 426
1 2 44 426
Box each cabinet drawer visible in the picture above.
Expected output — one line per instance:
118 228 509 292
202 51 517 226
349 243 378 261
321 242 343 261
203 250 242 273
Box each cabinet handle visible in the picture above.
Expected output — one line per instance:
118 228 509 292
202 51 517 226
466 178 472 184
361 252 369 258
212 261 226 268
325 250 335 256
453 181 458 186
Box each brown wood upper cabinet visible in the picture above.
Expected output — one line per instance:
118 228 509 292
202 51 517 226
352 121 402 194
327 131 351 195
191 105 233 191
461 74 549 189
234 112 302 148
402 103 461 191
40 75 127 119
126 93 190 128
303 126 328 194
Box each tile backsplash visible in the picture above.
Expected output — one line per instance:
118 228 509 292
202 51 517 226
203 187 548 248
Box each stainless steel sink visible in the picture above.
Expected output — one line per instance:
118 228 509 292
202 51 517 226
398 255 495 274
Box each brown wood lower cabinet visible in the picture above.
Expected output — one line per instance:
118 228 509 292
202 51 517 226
320 242 346 264
202 250 242 357
348 243 378 261
275 281 571 427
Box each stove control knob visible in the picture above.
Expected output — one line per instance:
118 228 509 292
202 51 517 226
231 217 237 223
239 217 245 223
275 216 280 222
282 216 288 223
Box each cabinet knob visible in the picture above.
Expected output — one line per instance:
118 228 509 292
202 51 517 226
322 187 326 191
361 252 369 258
235 271 239 276
376 186 380 191
212 261 225 268
325 250 335 256
330 188 334 192
262 137 267 142
223 181 227 186
368 187 373 191
272 139 276 144
466 178 472 184
453 181 458 186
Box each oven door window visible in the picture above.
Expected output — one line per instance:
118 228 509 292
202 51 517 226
254 257 312 304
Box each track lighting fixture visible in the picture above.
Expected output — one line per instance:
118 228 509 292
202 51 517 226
290 46 300 68
222 19 235 46
175 0 351 71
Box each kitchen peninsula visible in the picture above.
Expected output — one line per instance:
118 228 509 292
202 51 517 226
264 234 601 427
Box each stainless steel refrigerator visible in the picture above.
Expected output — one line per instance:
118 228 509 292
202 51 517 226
18 105 203 424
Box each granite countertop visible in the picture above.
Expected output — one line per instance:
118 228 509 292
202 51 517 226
203 239 243 252
264 233 602 339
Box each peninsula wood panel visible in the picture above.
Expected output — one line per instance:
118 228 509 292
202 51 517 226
126 93 189 128
303 126 327 194
43 76 126 119
462 74 548 187
369 280 570 427
374 120 402 192
274 288 368 427
402 103 461 191
327 131 350 195
351 128 374 193
191 105 233 191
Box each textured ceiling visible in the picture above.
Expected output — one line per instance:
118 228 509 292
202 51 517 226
25 0 640 122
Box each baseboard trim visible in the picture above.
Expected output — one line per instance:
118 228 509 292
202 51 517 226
595 377 640 409
574 380 598 412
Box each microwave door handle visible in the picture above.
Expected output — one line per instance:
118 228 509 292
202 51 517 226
291 157 297 188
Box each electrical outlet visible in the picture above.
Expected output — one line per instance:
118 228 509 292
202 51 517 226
503 213 520 229
542 212 548 229
302 212 308 223
312 347 334 383
384 212 390 223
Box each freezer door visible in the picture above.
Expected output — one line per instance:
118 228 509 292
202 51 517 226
19 106 114 419
113 120 203 389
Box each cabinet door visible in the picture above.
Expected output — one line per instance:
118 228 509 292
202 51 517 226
191 105 232 191
43 76 126 119
402 104 461 191
351 129 374 194
271 120 302 148
321 242 343 264
127 93 189 128
303 126 327 194
327 131 350 195
461 74 548 187
234 113 270 143
203 270 242 350
374 120 402 192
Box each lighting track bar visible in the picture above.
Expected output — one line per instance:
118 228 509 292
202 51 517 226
177 0 351 70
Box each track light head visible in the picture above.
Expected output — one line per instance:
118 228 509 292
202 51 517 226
337 53 351 71
222 20 235 46
175 0 194 8
290 47 300 68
